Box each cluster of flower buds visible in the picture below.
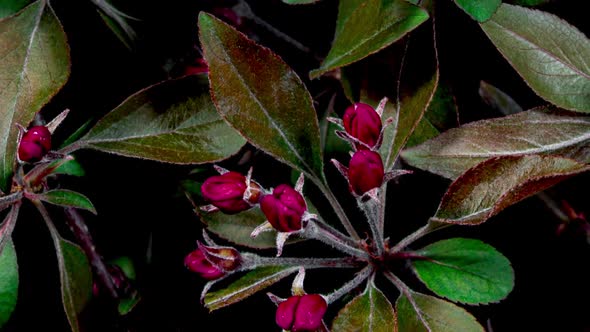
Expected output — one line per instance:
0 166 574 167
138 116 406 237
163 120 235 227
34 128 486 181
329 101 390 198
184 242 242 280
199 167 313 256
18 125 52 163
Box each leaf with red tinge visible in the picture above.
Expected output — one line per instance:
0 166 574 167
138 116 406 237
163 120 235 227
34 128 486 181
432 155 590 225
199 13 325 183
480 4 590 112
204 266 298 311
79 76 246 164
332 280 397 332
0 0 70 191
310 0 428 79
402 107 590 179
396 291 484 332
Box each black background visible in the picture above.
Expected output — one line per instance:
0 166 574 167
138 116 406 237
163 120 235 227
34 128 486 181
3 0 589 331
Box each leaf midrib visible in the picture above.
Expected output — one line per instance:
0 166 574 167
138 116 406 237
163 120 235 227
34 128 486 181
83 112 226 144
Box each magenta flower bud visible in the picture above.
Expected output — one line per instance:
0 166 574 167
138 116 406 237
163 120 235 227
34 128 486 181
18 125 52 162
201 171 261 214
348 150 384 195
276 294 327 331
260 184 307 233
184 248 225 280
343 103 382 149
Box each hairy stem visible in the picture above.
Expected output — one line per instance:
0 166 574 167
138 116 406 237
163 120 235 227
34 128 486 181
389 221 449 253
0 192 23 213
324 266 374 304
315 179 361 241
357 194 384 256
0 202 22 250
242 254 363 270
305 220 369 259
64 207 119 299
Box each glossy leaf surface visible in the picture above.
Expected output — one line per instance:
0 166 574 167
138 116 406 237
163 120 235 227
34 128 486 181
454 0 501 22
412 238 514 304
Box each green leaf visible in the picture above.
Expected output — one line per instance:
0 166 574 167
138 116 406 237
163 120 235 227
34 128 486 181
199 13 325 183
380 23 439 170
310 0 428 79
480 4 590 112
0 0 70 191
396 291 484 332
52 158 85 177
335 0 366 38
479 81 523 115
199 208 303 249
56 239 92 332
59 119 93 149
79 75 246 164
432 155 590 225
37 189 96 214
0 237 18 328
453 0 501 22
411 238 514 304
332 281 397 332
118 292 141 316
0 0 32 18
401 107 590 179
204 266 298 311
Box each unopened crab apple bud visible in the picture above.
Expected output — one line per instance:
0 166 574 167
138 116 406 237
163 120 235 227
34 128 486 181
201 171 261 214
343 102 382 150
276 294 328 331
18 125 52 162
260 184 307 233
348 150 384 195
198 242 242 272
184 247 225 280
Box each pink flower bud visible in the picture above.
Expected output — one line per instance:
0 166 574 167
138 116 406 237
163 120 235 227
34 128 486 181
343 103 382 149
260 185 307 233
201 171 261 214
18 125 51 162
184 248 225 280
276 294 327 331
348 150 384 195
